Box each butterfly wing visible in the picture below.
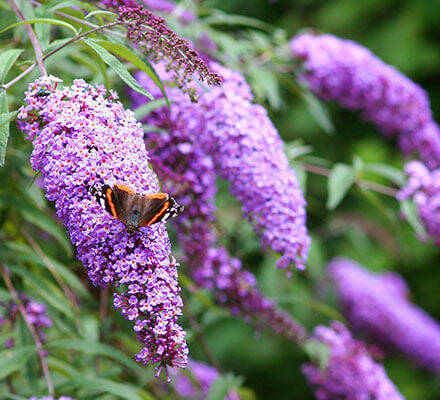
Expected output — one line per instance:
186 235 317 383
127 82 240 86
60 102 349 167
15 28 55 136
90 184 184 229
138 194 184 227
90 184 128 225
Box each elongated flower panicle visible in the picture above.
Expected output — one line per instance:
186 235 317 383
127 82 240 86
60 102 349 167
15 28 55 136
0 294 52 347
398 161 440 242
133 87 308 346
302 322 405 400
291 33 440 167
329 258 440 373
17 76 188 376
115 5 221 101
132 65 307 342
136 62 310 274
171 359 240 399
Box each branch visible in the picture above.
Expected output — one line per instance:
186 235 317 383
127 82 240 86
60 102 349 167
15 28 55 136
20 228 79 315
1 21 119 91
8 0 47 76
300 163 399 197
1 265 54 397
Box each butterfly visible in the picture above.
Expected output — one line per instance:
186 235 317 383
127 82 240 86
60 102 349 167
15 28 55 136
89 183 184 235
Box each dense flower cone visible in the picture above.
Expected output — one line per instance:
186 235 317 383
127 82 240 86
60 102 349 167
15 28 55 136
291 33 440 168
0 294 52 348
329 258 440 373
17 76 187 376
302 322 405 400
133 61 310 274
398 161 440 243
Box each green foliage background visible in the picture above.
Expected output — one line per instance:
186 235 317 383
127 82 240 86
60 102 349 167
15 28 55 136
0 0 440 399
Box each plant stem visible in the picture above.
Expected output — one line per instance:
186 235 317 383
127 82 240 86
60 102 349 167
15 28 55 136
1 265 54 397
1 21 119 91
20 228 80 315
300 163 399 197
182 294 224 373
8 0 47 77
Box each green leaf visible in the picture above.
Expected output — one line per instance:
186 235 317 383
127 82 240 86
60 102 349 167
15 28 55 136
91 39 166 101
326 163 356 210
204 11 273 31
2 241 89 299
303 339 330 370
400 200 428 240
134 98 168 120
365 163 406 186
0 346 35 379
0 18 78 35
0 193 72 255
46 339 144 374
58 377 150 400
0 48 24 82
8 264 76 320
285 141 313 160
85 10 117 20
208 373 243 400
49 0 98 12
300 87 335 135
84 39 153 100
0 91 9 166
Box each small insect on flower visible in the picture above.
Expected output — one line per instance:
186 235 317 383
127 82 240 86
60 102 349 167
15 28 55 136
35 88 51 97
89 183 184 235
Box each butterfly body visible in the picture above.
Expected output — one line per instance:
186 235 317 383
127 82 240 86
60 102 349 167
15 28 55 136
90 183 183 234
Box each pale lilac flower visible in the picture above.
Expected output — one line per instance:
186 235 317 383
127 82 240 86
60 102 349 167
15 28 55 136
0 294 52 347
302 321 405 400
328 257 440 373
17 76 187 376
291 33 440 168
398 161 440 242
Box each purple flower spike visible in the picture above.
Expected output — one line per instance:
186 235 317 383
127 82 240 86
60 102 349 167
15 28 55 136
328 258 440 373
17 76 188 373
137 79 306 344
136 62 310 274
302 321 405 400
291 33 440 167
398 161 440 243
1 294 52 347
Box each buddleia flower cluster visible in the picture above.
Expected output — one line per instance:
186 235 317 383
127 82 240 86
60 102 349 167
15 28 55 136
101 0 222 101
328 258 440 373
291 33 440 169
302 322 406 400
0 294 52 348
17 76 187 378
398 161 440 242
130 63 307 343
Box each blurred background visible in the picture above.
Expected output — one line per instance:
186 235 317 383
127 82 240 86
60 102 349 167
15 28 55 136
1 0 440 399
